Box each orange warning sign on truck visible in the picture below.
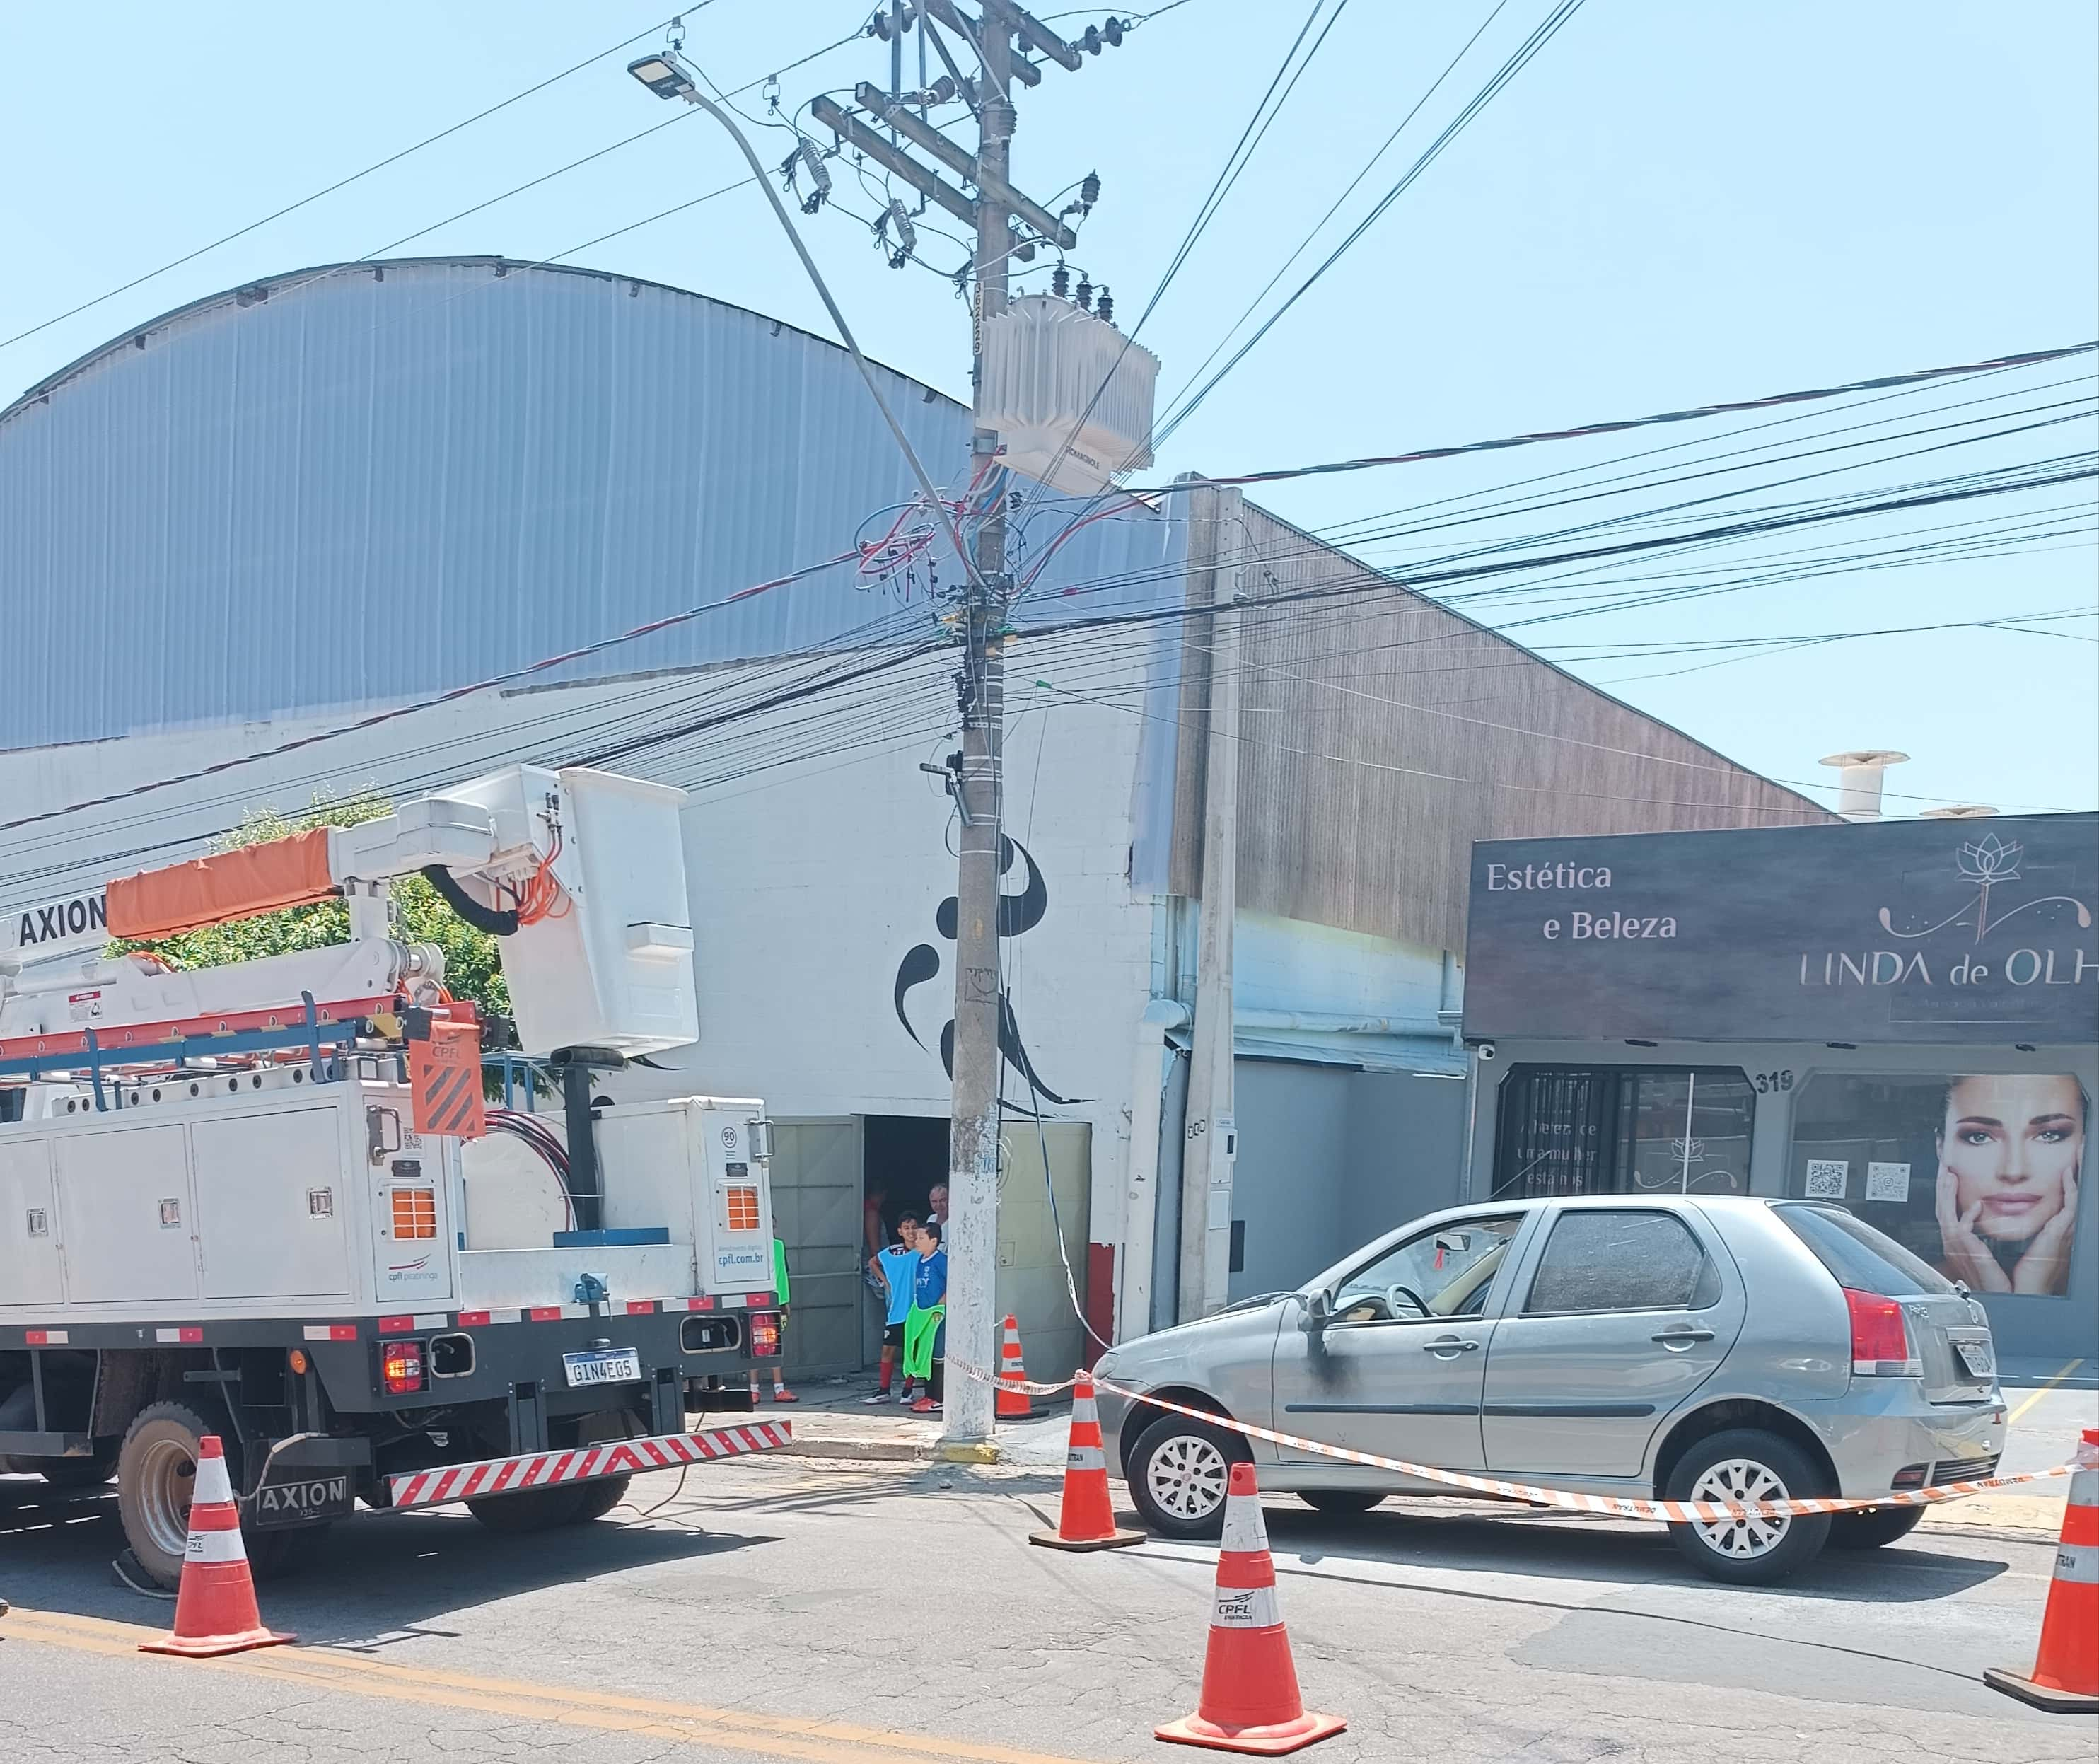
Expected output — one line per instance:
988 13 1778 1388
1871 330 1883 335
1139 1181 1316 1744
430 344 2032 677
409 1019 485 1139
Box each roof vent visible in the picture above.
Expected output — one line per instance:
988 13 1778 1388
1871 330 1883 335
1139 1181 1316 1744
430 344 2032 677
1818 749 1908 822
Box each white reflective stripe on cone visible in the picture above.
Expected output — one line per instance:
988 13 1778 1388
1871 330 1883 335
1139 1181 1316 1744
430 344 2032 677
185 1527 249 1564
2054 1542 2099 1585
192 1455 234 1506
1067 1446 1107 1471
1220 1496 1268 1554
2067 1468 2098 1507
1071 1394 1098 1425
1212 1584 1282 1629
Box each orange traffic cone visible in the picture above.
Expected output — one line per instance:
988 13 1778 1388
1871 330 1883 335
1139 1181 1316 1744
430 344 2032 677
139 1436 295 1659
1156 1462 1345 1756
996 1314 1033 1419
1029 1374 1144 1552
1985 1427 2099 1714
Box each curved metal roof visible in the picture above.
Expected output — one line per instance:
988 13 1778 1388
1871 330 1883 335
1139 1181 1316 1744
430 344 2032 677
0 257 1175 751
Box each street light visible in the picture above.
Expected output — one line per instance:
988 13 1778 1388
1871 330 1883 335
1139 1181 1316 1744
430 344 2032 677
626 53 697 103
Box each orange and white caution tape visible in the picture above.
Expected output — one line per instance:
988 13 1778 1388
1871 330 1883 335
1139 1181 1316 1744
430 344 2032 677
1090 1376 2078 1524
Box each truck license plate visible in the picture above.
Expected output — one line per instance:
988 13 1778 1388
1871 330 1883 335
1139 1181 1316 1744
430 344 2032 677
1955 1340 1994 1379
562 1347 642 1388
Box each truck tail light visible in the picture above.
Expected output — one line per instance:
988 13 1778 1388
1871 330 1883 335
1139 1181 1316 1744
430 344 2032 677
382 1340 426 1394
1844 1289 1919 1376
750 1312 781 1358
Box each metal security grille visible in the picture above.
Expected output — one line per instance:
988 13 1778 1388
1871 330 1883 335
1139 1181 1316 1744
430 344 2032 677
1493 1069 1618 1199
1492 1067 1756 1200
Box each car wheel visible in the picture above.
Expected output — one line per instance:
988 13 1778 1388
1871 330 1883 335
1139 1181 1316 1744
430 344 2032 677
1826 1502 1927 1550
1127 1412 1247 1540
1665 1428 1832 1586
1298 1489 1385 1516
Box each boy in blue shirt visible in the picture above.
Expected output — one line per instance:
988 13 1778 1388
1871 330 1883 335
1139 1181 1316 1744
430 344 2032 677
865 1214 921 1403
905 1219 948 1415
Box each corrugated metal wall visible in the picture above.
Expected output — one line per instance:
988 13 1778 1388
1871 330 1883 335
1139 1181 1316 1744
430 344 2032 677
1168 491 1834 953
0 257 1178 750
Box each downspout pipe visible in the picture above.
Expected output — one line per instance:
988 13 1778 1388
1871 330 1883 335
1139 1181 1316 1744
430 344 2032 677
1117 999 1189 1345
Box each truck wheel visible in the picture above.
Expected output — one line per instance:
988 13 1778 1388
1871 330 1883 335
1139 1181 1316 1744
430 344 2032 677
117 1401 222 1591
567 1476 632 1523
1665 1428 1832 1586
36 1449 120 1490
465 1483 589 1532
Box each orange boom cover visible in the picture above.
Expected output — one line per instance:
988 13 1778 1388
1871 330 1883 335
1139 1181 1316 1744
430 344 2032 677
105 827 337 940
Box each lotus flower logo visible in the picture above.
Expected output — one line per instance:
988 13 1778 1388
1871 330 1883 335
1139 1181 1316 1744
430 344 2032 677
1955 833 2022 886
1880 835 2092 945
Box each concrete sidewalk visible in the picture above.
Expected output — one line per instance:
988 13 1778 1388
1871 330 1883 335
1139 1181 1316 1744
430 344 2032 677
757 1371 1076 1467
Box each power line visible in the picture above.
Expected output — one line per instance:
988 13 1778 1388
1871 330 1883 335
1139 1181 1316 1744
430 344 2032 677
0 13 690 356
1153 0 1588 442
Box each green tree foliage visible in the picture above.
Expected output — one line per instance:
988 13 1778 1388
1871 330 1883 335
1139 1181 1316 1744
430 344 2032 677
109 793 511 1016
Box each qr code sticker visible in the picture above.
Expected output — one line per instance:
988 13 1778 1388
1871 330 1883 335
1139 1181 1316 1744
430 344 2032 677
1803 1159 1848 1199
1864 1161 1910 1204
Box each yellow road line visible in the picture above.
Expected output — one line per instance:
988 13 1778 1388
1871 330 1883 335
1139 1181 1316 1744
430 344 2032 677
1 1607 1105 1764
2008 1357 2086 1426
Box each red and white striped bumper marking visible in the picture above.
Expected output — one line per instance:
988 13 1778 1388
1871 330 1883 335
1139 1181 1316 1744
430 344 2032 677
303 1324 359 1342
385 1420 792 1511
377 1313 450 1335
25 1329 68 1346
155 1326 203 1345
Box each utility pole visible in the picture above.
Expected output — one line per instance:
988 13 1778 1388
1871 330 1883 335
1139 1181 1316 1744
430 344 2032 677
810 1 1115 1451
1178 484 1244 1321
942 5 1016 1451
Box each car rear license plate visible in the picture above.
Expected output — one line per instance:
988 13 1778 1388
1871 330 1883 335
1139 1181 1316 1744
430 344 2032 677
562 1347 642 1388
1955 1340 1994 1379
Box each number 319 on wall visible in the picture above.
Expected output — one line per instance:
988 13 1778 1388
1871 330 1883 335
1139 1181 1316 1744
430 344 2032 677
1752 1069 1794 1094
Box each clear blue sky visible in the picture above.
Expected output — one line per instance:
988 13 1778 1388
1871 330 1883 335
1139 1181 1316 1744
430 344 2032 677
3 1 2093 815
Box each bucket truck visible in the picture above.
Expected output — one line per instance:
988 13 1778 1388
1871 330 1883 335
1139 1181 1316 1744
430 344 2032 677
0 766 787 1587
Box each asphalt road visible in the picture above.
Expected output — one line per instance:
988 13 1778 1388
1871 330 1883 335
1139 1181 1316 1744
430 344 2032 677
3 1391 2093 1764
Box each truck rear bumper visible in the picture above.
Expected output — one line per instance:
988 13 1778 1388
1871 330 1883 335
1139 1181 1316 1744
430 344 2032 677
384 1417 791 1511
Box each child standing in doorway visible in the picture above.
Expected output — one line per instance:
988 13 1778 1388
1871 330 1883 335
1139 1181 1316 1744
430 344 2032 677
905 1219 948 1415
866 1214 921 1403
767 1234 797 1403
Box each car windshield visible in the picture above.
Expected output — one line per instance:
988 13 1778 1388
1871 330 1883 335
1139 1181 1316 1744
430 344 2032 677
1772 1202 1959 1297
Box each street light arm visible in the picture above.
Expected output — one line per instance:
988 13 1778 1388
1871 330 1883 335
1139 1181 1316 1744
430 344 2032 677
659 55 987 593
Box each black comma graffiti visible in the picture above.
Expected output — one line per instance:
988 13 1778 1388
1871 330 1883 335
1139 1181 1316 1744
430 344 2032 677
892 835 1084 1108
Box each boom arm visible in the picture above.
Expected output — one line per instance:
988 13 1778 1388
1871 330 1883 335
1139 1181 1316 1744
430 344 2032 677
1 765 699 1071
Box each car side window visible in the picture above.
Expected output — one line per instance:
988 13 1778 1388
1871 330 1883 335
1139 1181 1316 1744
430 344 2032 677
1332 1215 1523 1323
1523 1210 1720 1316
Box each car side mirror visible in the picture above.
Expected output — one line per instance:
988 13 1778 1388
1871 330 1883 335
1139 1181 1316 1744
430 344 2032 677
1299 1289 1333 1336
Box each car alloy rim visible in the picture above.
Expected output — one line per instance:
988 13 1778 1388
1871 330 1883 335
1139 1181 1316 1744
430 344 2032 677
1687 1457 1791 1557
1148 1432 1228 1521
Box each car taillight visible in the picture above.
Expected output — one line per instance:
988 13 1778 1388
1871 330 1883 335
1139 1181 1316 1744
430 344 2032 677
383 1340 426 1394
750 1312 781 1358
1844 1289 1918 1376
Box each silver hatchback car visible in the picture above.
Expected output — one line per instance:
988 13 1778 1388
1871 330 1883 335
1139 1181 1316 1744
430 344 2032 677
1094 1195 2007 1583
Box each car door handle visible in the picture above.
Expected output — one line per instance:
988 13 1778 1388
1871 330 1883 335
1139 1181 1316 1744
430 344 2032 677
1651 1327 1716 1346
1422 1335 1479 1354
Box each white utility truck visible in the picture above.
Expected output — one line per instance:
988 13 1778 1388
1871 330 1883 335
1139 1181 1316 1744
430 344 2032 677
0 765 786 1586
